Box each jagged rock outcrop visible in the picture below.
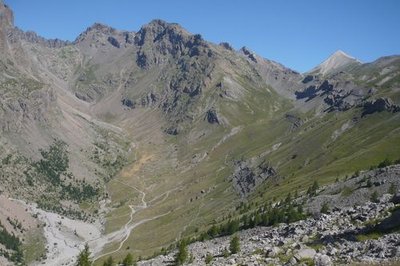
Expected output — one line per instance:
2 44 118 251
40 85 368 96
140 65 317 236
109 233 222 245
362 97 400 116
165 126 179 135
230 160 277 197
107 36 120 48
9 28 70 48
121 98 135 109
140 93 157 107
74 22 135 50
240 46 258 63
302 75 315 84
219 42 233 51
285 113 303 131
296 80 334 100
205 108 219 124
295 78 367 112
134 19 212 67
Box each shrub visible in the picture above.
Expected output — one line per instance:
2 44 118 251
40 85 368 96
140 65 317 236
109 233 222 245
341 186 353 197
103 256 113 266
205 253 213 264
320 202 329 214
76 244 92 266
371 191 379 203
122 253 136 266
174 240 188 265
222 248 229 258
377 158 392 168
307 181 319 197
229 235 240 254
388 183 397 195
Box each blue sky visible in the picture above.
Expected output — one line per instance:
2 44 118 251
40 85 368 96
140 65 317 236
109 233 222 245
6 0 400 72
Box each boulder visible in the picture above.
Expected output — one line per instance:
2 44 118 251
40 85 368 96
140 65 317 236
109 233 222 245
266 247 281 257
294 248 316 260
205 108 219 124
314 254 333 266
121 98 135 109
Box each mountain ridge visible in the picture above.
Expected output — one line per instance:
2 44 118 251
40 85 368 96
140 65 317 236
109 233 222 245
0 2 400 265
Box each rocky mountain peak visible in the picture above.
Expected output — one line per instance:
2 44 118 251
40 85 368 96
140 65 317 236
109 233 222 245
0 0 13 27
74 22 119 43
134 19 192 47
239 46 259 63
310 49 361 75
133 19 211 70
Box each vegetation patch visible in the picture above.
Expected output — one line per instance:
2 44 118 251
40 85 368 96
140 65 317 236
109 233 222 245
0 222 23 264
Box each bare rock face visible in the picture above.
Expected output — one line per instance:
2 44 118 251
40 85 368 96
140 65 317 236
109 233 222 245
141 93 157 107
0 85 56 133
134 19 211 66
296 80 333 100
302 75 315 83
107 36 120 48
205 108 219 124
74 22 134 51
240 46 258 63
121 98 135 109
295 78 367 112
0 1 13 52
230 160 277 197
0 1 13 28
362 97 400 116
9 29 70 48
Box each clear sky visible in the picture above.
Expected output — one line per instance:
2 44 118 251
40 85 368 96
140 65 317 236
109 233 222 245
5 0 400 72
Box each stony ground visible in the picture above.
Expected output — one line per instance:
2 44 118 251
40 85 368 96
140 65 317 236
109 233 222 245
139 166 400 266
140 196 399 265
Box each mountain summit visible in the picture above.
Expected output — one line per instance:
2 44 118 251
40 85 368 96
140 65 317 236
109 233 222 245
0 2 400 265
310 50 361 75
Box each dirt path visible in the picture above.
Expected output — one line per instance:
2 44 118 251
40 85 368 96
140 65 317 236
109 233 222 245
92 178 174 261
21 152 173 265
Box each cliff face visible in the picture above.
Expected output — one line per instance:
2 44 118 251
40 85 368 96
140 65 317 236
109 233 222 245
0 1 13 52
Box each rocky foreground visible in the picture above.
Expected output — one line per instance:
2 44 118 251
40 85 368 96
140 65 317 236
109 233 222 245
140 197 399 266
140 166 400 266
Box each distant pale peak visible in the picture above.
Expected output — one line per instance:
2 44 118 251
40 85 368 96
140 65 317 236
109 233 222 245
330 50 357 60
309 49 361 75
